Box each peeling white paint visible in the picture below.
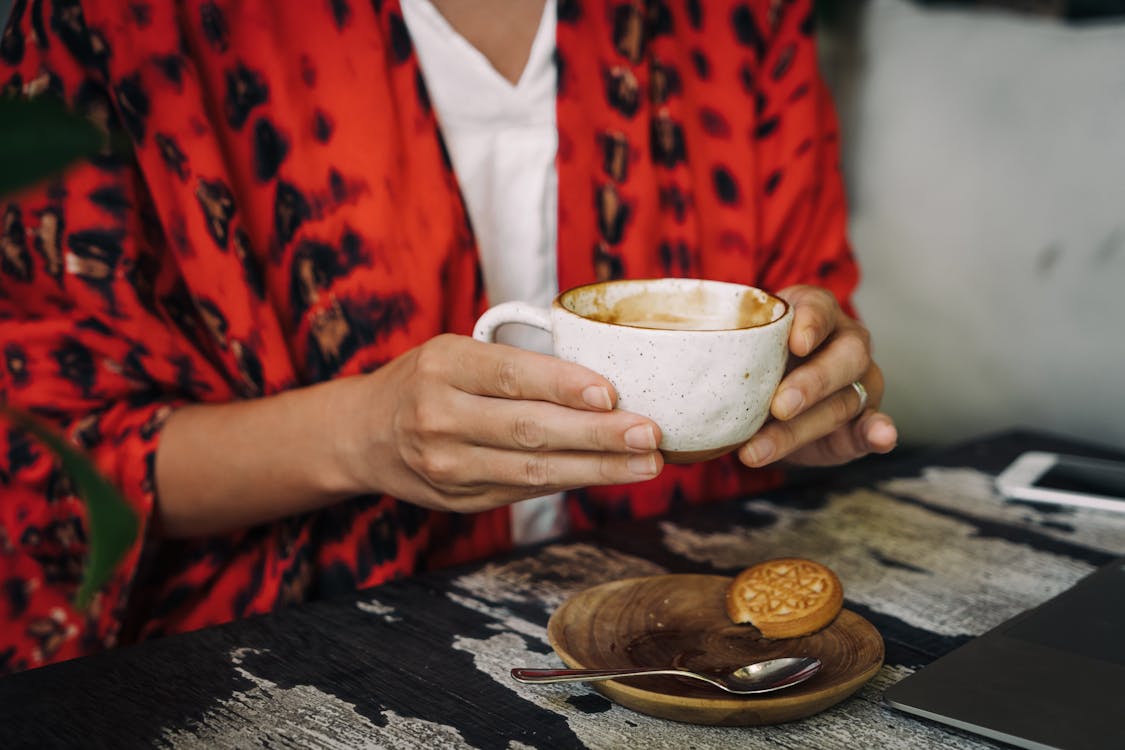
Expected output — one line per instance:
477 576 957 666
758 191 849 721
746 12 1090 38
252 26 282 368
661 467 1118 636
162 649 471 749
356 598 402 623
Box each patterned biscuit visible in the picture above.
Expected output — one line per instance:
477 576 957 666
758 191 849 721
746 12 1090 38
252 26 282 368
725 557 844 638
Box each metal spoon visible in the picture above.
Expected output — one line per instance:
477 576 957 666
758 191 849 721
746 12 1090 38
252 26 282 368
511 656 821 695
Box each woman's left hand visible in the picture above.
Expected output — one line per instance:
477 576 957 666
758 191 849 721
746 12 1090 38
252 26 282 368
738 285 898 468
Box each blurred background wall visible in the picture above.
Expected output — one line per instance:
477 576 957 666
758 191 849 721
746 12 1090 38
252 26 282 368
2 0 1122 450
821 0 1125 450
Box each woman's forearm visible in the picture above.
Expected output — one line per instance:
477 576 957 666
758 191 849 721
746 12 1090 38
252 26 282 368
154 376 370 538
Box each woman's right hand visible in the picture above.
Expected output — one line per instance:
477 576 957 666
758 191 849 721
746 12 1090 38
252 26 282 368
343 334 664 513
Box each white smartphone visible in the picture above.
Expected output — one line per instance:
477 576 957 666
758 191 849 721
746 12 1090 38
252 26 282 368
995 451 1125 513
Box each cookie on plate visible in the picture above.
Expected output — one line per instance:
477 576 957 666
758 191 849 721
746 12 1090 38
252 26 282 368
725 557 843 639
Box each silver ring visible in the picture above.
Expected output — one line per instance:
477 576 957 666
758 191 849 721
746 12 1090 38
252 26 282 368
851 381 868 414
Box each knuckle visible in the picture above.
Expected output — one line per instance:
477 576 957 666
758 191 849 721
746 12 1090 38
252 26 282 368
512 415 547 450
808 363 833 395
524 454 552 488
785 362 828 399
418 449 458 486
841 329 872 368
797 286 834 316
552 370 577 406
769 420 797 455
855 322 873 349
600 454 631 484
413 338 449 380
588 420 609 450
782 284 812 303
809 286 836 308
412 401 449 439
591 455 616 484
494 357 521 399
830 389 855 424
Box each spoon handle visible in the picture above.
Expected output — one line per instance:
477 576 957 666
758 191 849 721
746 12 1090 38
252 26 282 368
511 667 689 684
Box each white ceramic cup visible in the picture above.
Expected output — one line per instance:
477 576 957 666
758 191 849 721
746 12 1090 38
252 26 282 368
472 278 794 464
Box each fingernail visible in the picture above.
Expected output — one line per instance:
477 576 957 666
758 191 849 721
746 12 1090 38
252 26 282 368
744 437 775 466
774 389 803 419
628 453 659 476
582 385 613 411
624 424 657 451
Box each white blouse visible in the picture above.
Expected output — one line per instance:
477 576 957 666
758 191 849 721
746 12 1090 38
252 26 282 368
400 0 567 545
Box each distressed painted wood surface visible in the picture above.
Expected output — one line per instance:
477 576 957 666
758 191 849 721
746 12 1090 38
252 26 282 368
1 430 1123 749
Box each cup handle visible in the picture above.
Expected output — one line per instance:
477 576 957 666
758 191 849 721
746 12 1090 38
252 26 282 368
472 302 553 343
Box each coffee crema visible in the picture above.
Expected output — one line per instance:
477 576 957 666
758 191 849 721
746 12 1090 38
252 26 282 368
580 288 779 331
607 313 735 331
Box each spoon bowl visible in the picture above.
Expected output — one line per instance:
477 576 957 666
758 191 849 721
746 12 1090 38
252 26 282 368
511 656 822 695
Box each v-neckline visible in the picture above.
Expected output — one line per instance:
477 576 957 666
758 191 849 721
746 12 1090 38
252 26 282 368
404 0 554 96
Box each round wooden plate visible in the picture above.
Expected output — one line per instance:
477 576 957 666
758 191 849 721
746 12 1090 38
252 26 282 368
546 574 884 726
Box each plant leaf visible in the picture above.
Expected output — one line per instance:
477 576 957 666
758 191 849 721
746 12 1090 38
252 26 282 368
2 409 138 610
0 96 105 196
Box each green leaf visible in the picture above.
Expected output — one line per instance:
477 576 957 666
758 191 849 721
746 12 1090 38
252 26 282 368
0 96 105 196
2 408 139 610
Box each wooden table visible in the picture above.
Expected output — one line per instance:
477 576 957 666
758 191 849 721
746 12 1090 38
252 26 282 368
2 429 1124 749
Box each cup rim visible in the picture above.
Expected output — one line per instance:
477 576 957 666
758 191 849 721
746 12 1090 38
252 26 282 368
553 278 792 332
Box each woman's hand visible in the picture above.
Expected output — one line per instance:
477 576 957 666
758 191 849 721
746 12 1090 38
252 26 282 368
156 333 662 538
348 334 664 513
738 285 898 468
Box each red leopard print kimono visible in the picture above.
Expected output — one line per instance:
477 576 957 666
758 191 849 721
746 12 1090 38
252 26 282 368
0 0 858 672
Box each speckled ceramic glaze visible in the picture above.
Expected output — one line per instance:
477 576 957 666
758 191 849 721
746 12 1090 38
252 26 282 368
473 278 793 463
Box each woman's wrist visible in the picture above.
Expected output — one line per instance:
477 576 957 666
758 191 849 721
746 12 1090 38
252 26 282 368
318 372 389 500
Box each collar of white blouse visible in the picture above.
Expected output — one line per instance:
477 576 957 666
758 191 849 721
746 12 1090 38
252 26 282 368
400 0 557 126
